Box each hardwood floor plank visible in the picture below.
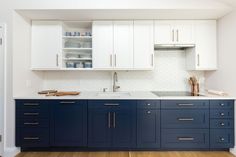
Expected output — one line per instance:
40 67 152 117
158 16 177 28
15 151 236 157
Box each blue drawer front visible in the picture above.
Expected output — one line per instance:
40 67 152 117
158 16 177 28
161 110 209 128
20 128 49 147
210 129 234 148
210 119 234 129
17 118 49 128
16 100 49 110
161 129 209 149
210 100 234 109
88 100 136 109
161 100 209 109
210 109 234 119
137 100 160 109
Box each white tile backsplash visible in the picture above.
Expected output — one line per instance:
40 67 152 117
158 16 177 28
42 50 205 92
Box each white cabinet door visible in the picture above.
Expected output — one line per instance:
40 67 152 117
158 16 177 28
175 21 194 44
31 21 62 69
93 21 113 69
134 20 154 69
154 21 174 44
113 21 134 69
186 20 217 70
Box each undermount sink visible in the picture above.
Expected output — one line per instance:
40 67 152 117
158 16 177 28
96 92 131 97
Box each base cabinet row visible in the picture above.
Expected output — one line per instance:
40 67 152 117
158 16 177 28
15 99 234 150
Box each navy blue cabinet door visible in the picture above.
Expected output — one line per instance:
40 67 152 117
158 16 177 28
52 100 87 146
137 109 160 148
88 108 111 147
112 104 136 148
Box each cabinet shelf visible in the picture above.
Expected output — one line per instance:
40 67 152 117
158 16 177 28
63 48 92 51
63 58 92 61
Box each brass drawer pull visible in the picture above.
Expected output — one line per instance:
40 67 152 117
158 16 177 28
178 103 194 106
108 112 111 128
24 122 39 125
24 103 39 106
104 103 119 106
24 113 39 116
60 101 75 104
113 112 116 128
178 137 194 141
178 118 194 121
24 137 40 140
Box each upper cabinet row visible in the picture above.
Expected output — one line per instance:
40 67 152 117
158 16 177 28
31 20 217 71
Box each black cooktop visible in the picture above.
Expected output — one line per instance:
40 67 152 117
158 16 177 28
152 91 203 97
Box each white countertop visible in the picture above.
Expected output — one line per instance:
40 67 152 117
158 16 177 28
13 91 236 100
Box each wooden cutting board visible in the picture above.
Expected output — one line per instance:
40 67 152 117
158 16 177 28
45 91 80 96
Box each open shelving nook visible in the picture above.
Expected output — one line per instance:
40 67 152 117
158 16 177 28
62 21 93 70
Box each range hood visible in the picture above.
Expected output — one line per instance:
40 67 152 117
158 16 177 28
154 44 195 50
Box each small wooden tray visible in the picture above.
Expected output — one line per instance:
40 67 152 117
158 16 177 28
46 91 80 96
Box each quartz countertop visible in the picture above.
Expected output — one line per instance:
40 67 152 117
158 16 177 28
13 91 236 100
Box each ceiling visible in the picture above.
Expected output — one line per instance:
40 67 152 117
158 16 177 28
15 0 236 20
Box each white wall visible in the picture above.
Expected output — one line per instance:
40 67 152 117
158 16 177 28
205 10 236 96
205 9 236 155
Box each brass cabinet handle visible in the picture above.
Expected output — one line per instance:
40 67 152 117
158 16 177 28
56 54 59 67
113 112 116 128
178 137 194 141
24 113 39 116
60 101 75 104
110 54 112 67
24 137 40 140
176 29 179 42
108 112 111 128
178 103 194 106
24 122 39 125
172 30 174 42
197 54 200 66
104 103 119 106
23 103 39 106
178 118 194 121
114 54 117 67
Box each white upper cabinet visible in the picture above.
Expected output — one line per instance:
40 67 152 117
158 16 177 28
113 21 134 69
175 21 194 44
133 20 154 69
31 21 62 70
92 21 113 69
154 21 173 44
93 21 134 70
154 20 194 45
186 20 217 70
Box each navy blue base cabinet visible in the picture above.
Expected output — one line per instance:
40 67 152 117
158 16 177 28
88 100 136 148
15 99 235 151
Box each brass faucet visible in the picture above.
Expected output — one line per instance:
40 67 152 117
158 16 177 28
113 72 120 92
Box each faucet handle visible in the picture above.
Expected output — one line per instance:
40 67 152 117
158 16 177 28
103 88 108 92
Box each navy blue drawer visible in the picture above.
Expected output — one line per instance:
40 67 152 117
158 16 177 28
16 100 49 110
210 109 234 119
161 110 209 128
210 100 234 109
20 128 49 147
161 129 209 149
210 119 234 129
137 100 160 109
17 118 49 128
88 100 136 109
210 129 234 148
17 109 49 118
161 100 209 109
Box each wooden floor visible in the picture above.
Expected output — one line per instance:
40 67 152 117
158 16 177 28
16 151 235 157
